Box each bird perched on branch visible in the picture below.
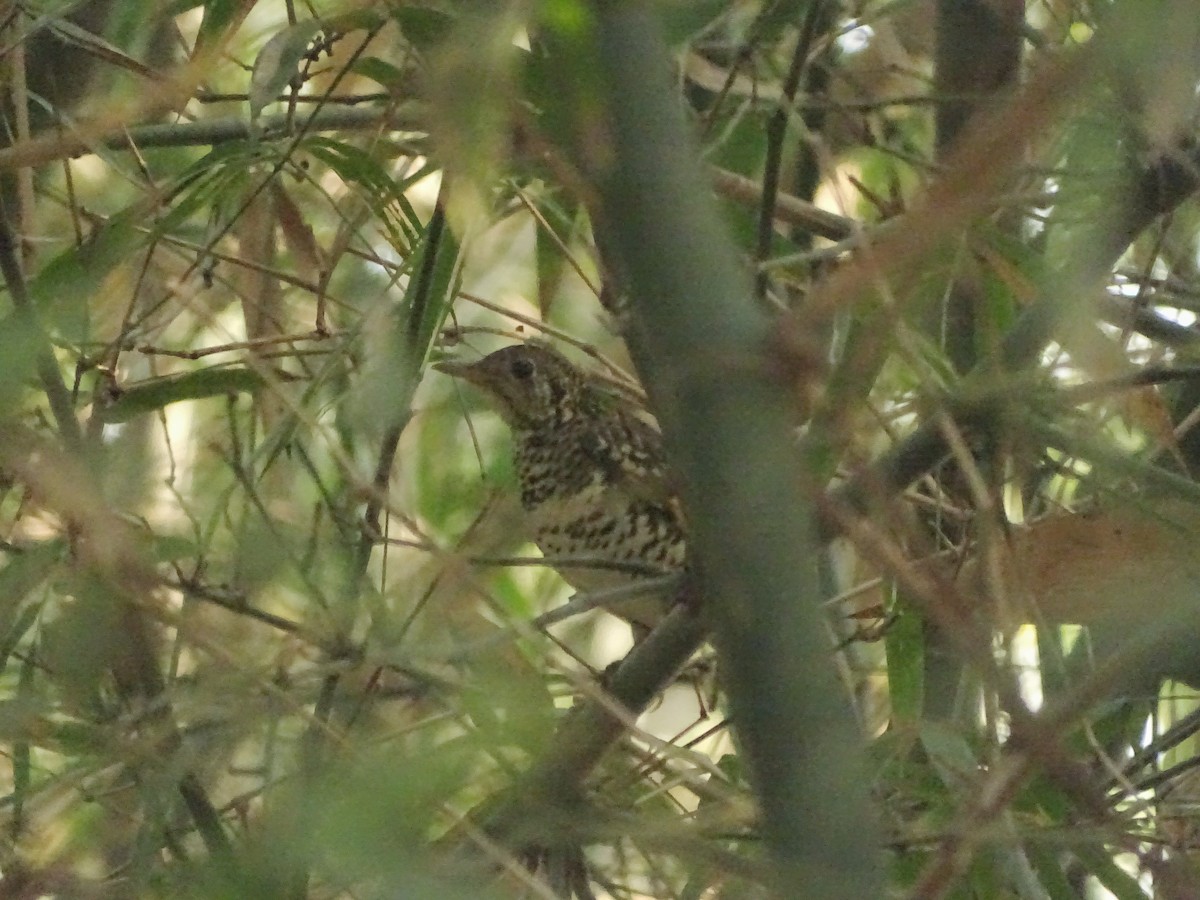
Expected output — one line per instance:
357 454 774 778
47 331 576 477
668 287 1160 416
435 343 686 629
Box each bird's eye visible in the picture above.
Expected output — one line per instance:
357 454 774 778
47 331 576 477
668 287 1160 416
510 357 535 380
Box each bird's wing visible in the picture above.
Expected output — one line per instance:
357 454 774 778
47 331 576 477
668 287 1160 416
579 408 682 515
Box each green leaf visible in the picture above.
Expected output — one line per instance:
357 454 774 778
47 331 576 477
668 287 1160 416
196 0 248 52
0 314 44 416
39 577 127 706
1073 843 1148 900
461 657 555 753
344 217 461 433
348 57 406 91
1025 840 1082 899
390 6 456 49
0 603 44 682
10 653 35 834
659 0 730 47
326 10 387 34
886 604 924 722
249 19 324 121
250 9 385 120
0 697 43 743
97 368 266 423
27 209 143 321
302 136 422 251
919 721 979 790
153 534 200 563
403 205 461 371
0 542 63 673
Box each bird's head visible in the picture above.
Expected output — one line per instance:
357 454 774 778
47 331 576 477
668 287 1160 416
435 343 593 430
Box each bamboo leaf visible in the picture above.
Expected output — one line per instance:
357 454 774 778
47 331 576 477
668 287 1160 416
249 20 324 121
97 368 266 423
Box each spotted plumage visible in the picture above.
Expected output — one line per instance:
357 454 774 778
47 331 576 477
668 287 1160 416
436 343 686 627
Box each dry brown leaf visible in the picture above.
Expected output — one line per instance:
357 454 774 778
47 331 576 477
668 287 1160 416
968 499 1200 626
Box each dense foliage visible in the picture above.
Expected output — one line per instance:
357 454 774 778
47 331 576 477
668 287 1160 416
2 1 1200 897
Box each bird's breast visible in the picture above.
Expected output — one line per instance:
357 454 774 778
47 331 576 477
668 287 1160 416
512 429 686 626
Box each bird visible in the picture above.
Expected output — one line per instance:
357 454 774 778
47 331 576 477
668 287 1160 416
435 343 686 629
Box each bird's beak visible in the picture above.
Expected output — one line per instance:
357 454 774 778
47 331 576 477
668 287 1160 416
433 358 480 383
436 360 472 381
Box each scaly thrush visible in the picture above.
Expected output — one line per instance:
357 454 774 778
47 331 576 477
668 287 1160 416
436 343 686 629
